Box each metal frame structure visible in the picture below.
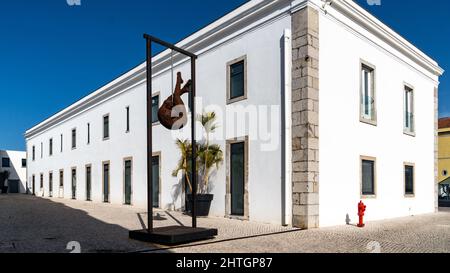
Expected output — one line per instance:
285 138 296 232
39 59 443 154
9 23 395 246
129 34 217 245
144 34 198 231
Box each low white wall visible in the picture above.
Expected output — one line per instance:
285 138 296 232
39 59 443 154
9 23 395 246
0 150 27 193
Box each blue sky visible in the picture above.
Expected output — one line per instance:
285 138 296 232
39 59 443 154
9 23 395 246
0 0 448 151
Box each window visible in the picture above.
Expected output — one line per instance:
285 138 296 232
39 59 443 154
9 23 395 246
404 85 415 134
32 146 35 161
103 162 110 203
21 159 26 168
443 170 448 177
231 142 245 216
71 168 76 200
405 164 415 196
87 123 90 144
103 115 110 139
360 63 376 124
32 175 35 195
49 172 53 197
40 173 44 189
59 170 64 188
2 158 10 168
86 165 92 201
49 138 53 156
124 159 132 205
152 156 160 208
227 56 247 104
60 134 63 152
126 107 130 132
361 157 376 197
71 129 77 149
41 142 43 158
152 96 159 124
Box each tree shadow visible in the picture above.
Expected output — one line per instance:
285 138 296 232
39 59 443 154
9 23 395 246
0 195 170 253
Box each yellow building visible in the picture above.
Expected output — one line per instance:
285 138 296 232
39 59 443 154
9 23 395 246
438 118 450 206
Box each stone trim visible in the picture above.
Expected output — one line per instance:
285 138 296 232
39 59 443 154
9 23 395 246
122 157 133 205
226 55 248 105
291 6 320 229
403 162 416 198
102 161 110 203
360 156 377 199
359 59 378 126
225 136 249 220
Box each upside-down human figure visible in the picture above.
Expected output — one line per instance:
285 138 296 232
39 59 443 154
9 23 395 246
157 72 192 130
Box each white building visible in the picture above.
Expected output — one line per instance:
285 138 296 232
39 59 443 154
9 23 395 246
0 150 27 193
25 0 444 228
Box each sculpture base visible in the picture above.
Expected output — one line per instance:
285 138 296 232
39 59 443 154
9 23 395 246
129 226 218 246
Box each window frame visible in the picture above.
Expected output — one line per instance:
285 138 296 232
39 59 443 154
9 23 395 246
360 156 377 199
71 167 77 200
359 60 377 126
103 114 110 140
40 173 44 190
226 55 248 105
60 134 63 153
403 83 416 136
71 128 77 150
151 93 160 126
225 136 249 220
123 157 133 205
59 169 64 189
125 106 131 132
404 162 415 197
85 164 92 201
102 161 111 203
49 138 53 156
48 171 53 197
1 157 10 168
87 123 91 144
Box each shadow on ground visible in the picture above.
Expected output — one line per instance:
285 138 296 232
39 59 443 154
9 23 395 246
0 195 168 253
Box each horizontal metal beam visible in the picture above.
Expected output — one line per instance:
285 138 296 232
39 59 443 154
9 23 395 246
143 34 198 59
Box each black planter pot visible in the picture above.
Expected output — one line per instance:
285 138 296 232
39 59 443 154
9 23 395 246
186 194 214 217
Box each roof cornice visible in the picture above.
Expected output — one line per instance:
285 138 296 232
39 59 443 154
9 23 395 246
329 0 444 77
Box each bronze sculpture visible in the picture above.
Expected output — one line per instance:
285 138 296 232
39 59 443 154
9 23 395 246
157 72 192 130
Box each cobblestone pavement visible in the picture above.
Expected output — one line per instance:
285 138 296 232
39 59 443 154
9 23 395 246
0 195 448 253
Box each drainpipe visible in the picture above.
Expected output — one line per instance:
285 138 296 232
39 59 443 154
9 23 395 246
282 29 293 226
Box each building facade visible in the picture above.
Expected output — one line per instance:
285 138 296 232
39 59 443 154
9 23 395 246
0 150 27 193
25 0 443 228
438 118 450 207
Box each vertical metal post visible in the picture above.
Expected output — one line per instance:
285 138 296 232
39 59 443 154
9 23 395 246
145 36 154 233
191 56 197 228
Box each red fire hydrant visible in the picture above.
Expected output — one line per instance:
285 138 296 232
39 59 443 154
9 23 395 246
357 201 366 228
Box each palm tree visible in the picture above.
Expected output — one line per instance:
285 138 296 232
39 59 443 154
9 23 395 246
172 139 194 192
173 111 224 195
197 112 222 193
198 143 223 193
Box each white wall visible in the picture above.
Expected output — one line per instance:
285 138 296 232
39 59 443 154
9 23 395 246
0 150 27 193
318 8 439 227
26 12 291 225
